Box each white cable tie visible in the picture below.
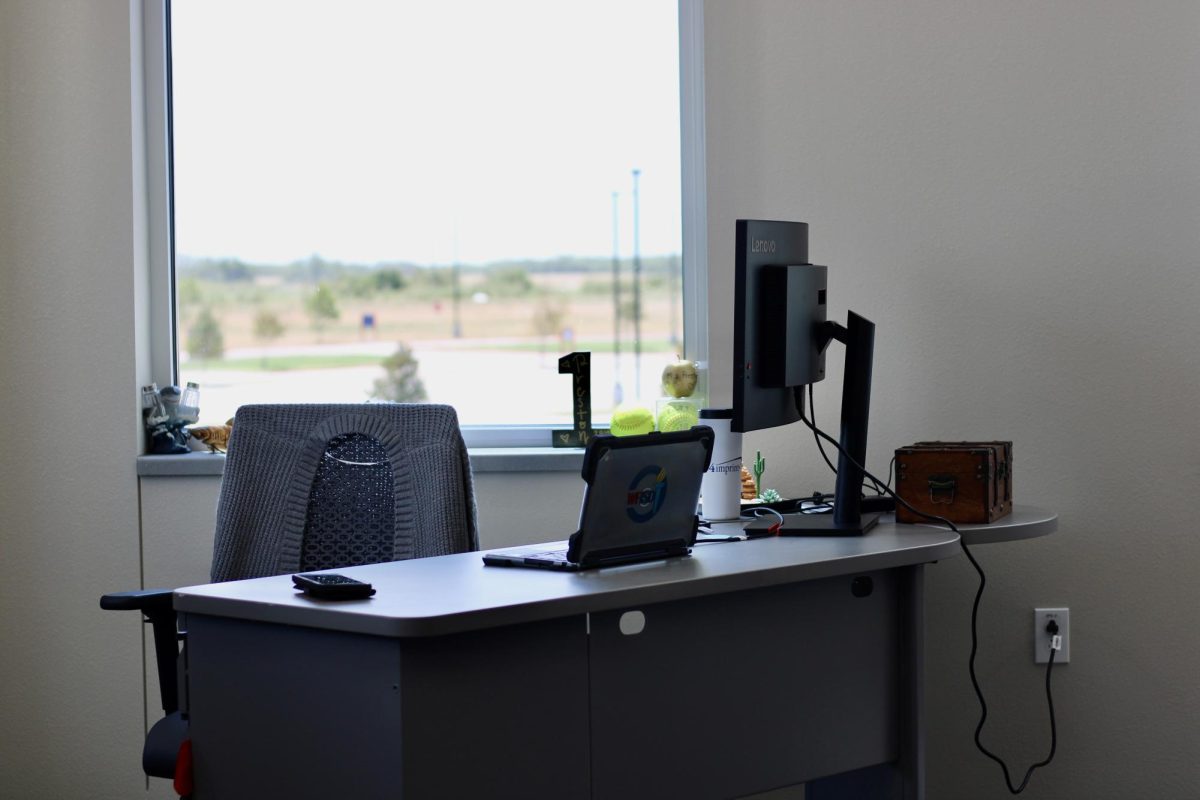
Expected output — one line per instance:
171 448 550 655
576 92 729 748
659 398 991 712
750 507 785 525
1051 634 1063 651
324 452 387 467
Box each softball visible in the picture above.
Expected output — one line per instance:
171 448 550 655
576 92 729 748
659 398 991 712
609 403 655 437
656 400 699 432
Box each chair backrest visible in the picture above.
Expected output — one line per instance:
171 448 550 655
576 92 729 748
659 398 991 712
210 404 478 582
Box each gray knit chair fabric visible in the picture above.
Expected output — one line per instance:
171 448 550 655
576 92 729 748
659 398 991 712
210 404 478 582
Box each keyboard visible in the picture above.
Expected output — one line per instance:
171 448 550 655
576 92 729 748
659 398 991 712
522 548 570 562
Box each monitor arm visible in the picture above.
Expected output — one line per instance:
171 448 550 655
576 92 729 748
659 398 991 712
830 311 875 528
816 319 848 353
788 311 877 534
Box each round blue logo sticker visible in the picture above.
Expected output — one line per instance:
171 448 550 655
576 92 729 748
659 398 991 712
626 465 668 523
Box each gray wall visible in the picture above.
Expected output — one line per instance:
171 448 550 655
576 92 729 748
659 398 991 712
2 1 1198 798
704 2 1200 799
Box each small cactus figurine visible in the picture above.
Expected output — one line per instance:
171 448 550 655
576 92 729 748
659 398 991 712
752 450 766 498
760 488 782 504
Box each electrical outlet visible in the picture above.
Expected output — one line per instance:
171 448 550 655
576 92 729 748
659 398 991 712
1034 608 1069 664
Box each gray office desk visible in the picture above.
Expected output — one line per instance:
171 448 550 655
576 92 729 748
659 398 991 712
175 506 1055 800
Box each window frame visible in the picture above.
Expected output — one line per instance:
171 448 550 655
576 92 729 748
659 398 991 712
141 0 707 451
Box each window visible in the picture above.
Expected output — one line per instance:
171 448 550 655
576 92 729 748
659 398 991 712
154 0 706 443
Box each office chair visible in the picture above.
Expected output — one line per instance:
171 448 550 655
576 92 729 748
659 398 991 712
101 403 479 795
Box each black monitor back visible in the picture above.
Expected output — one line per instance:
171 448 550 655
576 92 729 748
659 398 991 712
732 219 828 433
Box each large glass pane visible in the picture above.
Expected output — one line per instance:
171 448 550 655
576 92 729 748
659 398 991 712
171 0 684 428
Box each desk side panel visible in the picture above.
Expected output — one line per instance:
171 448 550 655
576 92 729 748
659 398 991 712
186 613 591 800
186 615 404 800
396 614 591 798
589 569 901 800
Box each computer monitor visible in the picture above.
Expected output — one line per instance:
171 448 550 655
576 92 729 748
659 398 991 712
731 219 880 535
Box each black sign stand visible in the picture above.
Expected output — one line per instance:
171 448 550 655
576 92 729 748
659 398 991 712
552 352 608 447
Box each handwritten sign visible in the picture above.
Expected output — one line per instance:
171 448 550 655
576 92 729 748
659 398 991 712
551 352 608 447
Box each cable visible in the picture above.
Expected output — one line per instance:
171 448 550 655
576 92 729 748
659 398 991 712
738 493 834 518
791 491 835 515
795 396 1059 794
807 383 839 476
807 383 889 496
799 500 834 515
959 535 1060 794
746 506 784 536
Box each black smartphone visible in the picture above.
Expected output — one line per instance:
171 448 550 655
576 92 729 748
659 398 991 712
292 573 376 600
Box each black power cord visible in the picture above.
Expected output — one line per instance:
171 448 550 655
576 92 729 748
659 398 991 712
807 384 889 495
795 394 1059 794
960 542 1060 795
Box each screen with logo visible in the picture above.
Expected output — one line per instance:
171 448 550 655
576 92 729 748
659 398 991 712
576 433 710 552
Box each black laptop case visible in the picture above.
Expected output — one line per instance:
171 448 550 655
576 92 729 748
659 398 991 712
483 426 714 570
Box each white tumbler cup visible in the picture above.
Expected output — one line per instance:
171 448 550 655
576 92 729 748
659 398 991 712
700 409 742 521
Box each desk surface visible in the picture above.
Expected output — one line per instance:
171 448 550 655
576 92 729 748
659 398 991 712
175 505 1055 639
940 503 1058 545
176 523 962 639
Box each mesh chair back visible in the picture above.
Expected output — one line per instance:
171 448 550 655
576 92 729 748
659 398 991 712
299 433 395 571
210 404 478 582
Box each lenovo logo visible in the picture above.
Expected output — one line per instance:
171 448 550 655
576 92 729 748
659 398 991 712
751 238 776 253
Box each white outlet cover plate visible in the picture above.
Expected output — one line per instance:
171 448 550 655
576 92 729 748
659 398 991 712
1034 607 1069 663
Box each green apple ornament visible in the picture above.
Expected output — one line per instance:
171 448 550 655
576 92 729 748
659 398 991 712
661 357 698 398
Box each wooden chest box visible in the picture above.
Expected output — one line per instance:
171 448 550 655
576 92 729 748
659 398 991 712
894 441 1012 524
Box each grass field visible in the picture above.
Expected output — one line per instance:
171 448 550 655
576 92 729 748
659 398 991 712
179 270 682 361
176 268 689 424
193 354 388 371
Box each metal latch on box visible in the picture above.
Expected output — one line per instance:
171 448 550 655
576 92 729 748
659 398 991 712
928 475 957 504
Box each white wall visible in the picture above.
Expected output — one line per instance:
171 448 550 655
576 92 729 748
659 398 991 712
0 2 148 798
3 1 1198 798
704 2 1200 798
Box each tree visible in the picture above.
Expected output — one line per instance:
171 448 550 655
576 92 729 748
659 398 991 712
214 257 252 282
370 268 406 293
619 296 642 324
176 275 204 308
482 266 534 297
305 282 340 335
252 309 285 368
371 341 428 403
187 307 224 364
531 293 568 360
340 268 407 298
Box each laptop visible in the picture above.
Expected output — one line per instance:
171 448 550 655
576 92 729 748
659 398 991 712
483 426 715 571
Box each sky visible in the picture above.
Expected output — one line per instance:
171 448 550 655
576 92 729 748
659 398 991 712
171 0 682 267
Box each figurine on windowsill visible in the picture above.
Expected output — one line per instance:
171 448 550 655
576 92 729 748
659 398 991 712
739 453 782 505
189 418 234 453
141 382 200 454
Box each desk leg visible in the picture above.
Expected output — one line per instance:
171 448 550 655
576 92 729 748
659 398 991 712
900 564 926 799
805 564 925 800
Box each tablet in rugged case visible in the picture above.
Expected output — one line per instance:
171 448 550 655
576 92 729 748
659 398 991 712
483 426 714 571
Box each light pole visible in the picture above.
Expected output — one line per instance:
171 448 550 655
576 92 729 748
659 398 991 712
631 168 642 398
451 220 462 338
451 260 462 338
669 252 680 348
611 191 623 406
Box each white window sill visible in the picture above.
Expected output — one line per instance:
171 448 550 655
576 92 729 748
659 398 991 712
136 447 584 477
